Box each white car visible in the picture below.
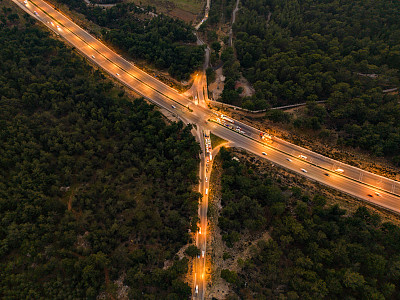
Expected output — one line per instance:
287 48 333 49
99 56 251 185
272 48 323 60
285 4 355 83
116 73 120 76
205 177 208 182
171 105 176 109
202 250 205 258
56 25 60 29
24 0 27 5
33 11 38 15
198 227 201 234
286 158 292 162
375 192 381 197
262 152 267 155
205 188 208 195
91 55 95 59
299 155 307 159
195 285 199 294
301 168 307 173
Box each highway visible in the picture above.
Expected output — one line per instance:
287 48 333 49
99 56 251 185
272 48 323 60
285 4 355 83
193 129 211 299
12 0 400 298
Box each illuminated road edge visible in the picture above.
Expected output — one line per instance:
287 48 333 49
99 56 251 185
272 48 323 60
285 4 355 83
11 1 400 299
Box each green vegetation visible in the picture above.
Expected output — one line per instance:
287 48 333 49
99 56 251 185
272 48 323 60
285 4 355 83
56 1 204 80
221 269 238 284
220 46 243 106
0 8 199 299
210 132 227 148
218 148 400 299
233 0 400 108
134 0 204 15
229 0 400 164
218 147 283 247
185 245 201 258
207 0 236 25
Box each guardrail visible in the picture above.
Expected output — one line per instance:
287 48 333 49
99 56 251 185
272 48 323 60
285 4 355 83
208 100 326 113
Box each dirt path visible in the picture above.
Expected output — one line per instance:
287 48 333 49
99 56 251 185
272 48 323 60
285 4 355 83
228 0 240 46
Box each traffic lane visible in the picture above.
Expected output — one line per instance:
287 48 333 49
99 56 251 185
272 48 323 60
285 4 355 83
194 129 207 300
22 1 400 210
208 125 400 213
227 119 400 196
234 134 400 212
27 1 400 198
271 138 400 195
31 0 192 106
270 136 400 190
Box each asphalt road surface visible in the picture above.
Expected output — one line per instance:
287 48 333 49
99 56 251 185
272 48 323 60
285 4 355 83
12 1 400 298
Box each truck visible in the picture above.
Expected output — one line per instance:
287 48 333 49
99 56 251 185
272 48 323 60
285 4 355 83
221 114 235 124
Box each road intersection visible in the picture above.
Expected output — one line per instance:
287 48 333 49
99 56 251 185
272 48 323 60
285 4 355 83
12 1 400 298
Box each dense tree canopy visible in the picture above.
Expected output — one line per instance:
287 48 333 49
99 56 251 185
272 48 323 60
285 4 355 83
0 8 199 299
233 0 400 108
218 149 400 299
224 0 400 164
55 1 204 80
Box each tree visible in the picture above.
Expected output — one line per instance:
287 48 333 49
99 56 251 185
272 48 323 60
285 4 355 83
211 41 221 53
185 245 201 258
221 269 238 284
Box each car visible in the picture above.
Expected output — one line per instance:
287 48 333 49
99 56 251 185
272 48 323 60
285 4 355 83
116 73 120 76
206 158 209 163
195 285 199 294
324 173 329 176
301 168 307 173
33 11 38 15
335 168 344 173
50 22 54 26
286 158 292 162
202 250 205 258
299 155 307 159
375 192 381 197
367 194 373 197
262 152 267 155
205 188 208 195
205 177 208 182
171 105 176 109
91 55 95 59
198 227 201 234
56 25 60 28
24 0 27 5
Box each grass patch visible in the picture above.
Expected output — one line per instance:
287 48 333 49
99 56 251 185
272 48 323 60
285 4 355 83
210 132 227 148
134 0 204 15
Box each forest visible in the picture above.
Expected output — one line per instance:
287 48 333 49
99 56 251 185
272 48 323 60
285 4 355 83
232 0 400 108
222 0 400 164
218 148 400 299
55 0 204 80
0 7 199 299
